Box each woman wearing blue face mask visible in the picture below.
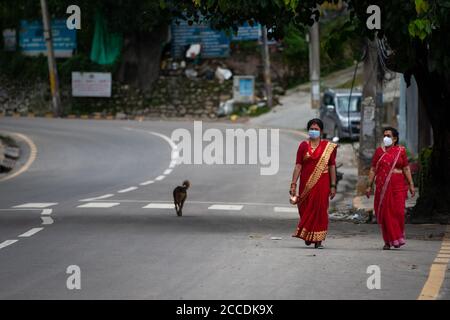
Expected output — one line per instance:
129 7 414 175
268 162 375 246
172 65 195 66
290 118 338 249
366 127 416 250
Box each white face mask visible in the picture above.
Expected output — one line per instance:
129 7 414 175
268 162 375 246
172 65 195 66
383 136 393 147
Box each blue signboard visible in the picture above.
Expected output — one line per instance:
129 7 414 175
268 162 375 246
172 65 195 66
19 20 76 57
171 20 262 58
239 78 254 97
171 20 230 58
232 22 261 41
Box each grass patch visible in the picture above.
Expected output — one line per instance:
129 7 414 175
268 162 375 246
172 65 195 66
231 103 271 117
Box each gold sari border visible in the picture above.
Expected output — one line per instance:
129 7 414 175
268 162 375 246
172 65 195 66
292 228 328 242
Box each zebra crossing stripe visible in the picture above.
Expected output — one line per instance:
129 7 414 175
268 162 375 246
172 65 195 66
13 203 58 208
274 207 298 213
143 203 175 209
77 202 120 208
208 205 243 211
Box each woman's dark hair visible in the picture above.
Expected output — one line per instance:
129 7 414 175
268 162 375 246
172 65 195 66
307 118 324 131
384 127 399 145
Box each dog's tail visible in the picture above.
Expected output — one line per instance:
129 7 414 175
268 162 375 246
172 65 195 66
182 180 190 189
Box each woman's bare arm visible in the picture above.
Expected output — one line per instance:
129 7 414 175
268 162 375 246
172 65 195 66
329 165 337 187
402 166 414 186
329 165 337 199
290 164 302 195
366 167 376 198
403 166 416 197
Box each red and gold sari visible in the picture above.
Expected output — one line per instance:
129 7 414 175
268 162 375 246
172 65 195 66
292 140 337 243
372 146 409 247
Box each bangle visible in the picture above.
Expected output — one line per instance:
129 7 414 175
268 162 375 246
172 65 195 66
330 184 336 188
291 183 297 187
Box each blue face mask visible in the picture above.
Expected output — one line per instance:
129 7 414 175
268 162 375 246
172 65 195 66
308 129 320 139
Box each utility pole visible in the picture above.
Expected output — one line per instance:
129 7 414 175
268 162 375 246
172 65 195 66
356 38 383 195
309 19 320 109
261 26 273 108
40 0 62 116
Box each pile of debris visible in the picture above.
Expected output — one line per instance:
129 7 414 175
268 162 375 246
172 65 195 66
328 209 374 224
0 136 20 173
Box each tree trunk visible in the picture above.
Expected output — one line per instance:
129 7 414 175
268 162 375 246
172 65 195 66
117 24 168 92
409 55 450 222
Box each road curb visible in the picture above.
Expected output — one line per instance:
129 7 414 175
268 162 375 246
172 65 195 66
353 194 418 212
0 113 314 136
0 112 218 122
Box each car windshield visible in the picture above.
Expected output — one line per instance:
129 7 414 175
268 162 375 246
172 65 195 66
337 96 361 114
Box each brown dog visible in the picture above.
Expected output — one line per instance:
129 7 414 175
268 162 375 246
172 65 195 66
173 180 190 216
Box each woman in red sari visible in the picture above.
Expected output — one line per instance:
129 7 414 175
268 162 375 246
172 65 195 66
366 127 416 250
290 119 337 249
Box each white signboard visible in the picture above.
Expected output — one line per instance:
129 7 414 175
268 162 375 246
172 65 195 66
72 72 112 97
3 29 16 51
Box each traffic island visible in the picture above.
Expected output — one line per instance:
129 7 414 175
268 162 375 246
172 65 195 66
0 134 20 173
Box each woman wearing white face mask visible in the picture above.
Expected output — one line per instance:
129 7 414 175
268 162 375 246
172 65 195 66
290 119 338 249
366 127 416 250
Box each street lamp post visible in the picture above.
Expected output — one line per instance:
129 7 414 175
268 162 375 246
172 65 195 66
40 0 62 117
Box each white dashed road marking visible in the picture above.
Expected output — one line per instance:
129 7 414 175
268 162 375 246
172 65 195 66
172 150 179 160
118 187 138 193
41 209 53 215
143 203 175 209
0 208 56 251
274 207 298 213
208 205 243 211
140 180 154 186
19 228 44 238
41 217 54 225
0 240 18 250
13 203 58 208
77 202 120 208
120 127 181 194
169 160 177 168
80 194 114 201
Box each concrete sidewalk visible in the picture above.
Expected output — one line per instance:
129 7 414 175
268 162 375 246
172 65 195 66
249 66 362 216
353 193 419 212
249 65 362 132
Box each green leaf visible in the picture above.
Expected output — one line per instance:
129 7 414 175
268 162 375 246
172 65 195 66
419 30 427 40
415 0 430 14
415 19 424 30
408 22 417 37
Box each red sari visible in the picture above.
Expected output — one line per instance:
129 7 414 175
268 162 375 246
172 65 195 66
292 140 337 243
372 145 409 247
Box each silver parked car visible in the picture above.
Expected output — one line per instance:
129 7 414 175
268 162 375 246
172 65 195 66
319 89 362 139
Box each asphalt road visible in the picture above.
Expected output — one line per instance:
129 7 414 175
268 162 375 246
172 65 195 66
0 117 448 299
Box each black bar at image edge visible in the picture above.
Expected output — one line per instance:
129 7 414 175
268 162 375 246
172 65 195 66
0 300 446 318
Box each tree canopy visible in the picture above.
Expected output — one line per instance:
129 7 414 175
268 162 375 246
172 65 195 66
1 0 449 216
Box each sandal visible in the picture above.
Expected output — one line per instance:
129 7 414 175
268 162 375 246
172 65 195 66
305 241 312 246
383 244 391 250
315 242 324 249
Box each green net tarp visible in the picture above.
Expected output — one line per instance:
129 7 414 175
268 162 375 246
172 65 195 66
90 12 122 65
